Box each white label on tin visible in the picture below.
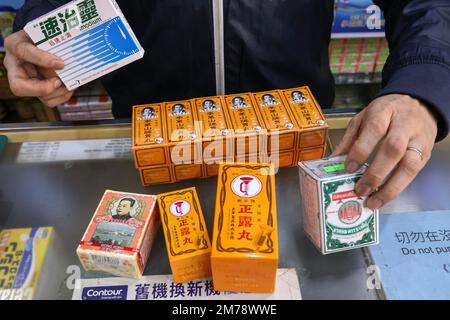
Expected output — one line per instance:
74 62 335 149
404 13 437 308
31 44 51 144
322 178 376 252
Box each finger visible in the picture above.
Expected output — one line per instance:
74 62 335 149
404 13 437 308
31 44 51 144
345 107 392 173
40 85 70 100
355 120 410 197
331 113 363 156
5 31 64 69
366 142 429 210
40 91 74 108
37 66 58 79
22 62 39 79
5 42 63 97
9 71 62 97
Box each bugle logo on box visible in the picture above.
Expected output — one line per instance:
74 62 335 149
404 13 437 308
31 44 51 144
169 200 191 217
231 175 262 198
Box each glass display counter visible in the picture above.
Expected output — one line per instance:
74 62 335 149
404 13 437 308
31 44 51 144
1 111 448 300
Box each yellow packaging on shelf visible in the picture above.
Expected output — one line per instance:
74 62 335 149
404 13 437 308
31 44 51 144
211 163 278 293
193 96 234 161
131 86 328 186
279 86 328 149
223 93 266 156
158 187 212 283
132 103 168 168
165 100 201 165
0 227 53 300
251 90 299 152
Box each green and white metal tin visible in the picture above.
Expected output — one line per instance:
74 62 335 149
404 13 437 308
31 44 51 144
298 155 379 254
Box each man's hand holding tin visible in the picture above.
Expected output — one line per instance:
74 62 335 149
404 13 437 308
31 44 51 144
332 94 438 210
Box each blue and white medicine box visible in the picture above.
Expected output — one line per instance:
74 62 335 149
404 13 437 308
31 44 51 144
24 0 145 90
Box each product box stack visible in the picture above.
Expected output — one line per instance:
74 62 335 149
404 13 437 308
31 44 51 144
329 38 389 83
132 86 328 186
58 96 114 121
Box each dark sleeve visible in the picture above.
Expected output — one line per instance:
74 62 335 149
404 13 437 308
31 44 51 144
13 0 70 31
373 0 450 141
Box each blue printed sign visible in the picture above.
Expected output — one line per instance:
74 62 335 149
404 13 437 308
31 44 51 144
332 0 385 38
369 211 450 300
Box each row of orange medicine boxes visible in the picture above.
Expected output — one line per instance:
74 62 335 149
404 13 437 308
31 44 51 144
132 86 328 186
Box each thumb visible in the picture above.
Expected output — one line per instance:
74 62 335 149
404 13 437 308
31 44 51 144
331 115 362 156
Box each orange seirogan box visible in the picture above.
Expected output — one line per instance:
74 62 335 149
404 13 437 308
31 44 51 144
251 90 299 153
222 93 266 157
211 163 279 293
133 86 327 186
77 190 160 279
132 103 168 168
158 187 212 283
193 96 234 161
165 100 202 165
280 87 328 149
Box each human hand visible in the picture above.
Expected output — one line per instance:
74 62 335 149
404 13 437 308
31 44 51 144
332 94 438 210
4 30 74 107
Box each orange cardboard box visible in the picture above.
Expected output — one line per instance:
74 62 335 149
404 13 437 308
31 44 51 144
280 87 328 149
211 163 278 293
223 93 266 157
165 100 202 165
251 90 299 153
140 165 174 186
237 151 296 170
77 190 160 279
158 187 212 283
173 164 204 181
297 145 327 162
193 96 234 161
204 157 234 177
268 149 297 168
236 153 268 165
132 104 168 168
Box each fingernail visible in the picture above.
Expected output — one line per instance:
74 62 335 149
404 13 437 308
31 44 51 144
54 79 62 89
52 59 64 69
368 197 383 210
346 161 359 173
356 184 372 197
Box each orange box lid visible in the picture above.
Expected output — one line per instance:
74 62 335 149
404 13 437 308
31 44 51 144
79 190 158 256
223 93 265 134
193 96 232 138
132 104 167 148
212 163 278 260
165 100 199 143
251 90 298 131
158 187 211 261
280 87 328 130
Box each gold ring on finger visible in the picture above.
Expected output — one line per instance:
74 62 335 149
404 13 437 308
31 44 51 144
406 147 424 161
